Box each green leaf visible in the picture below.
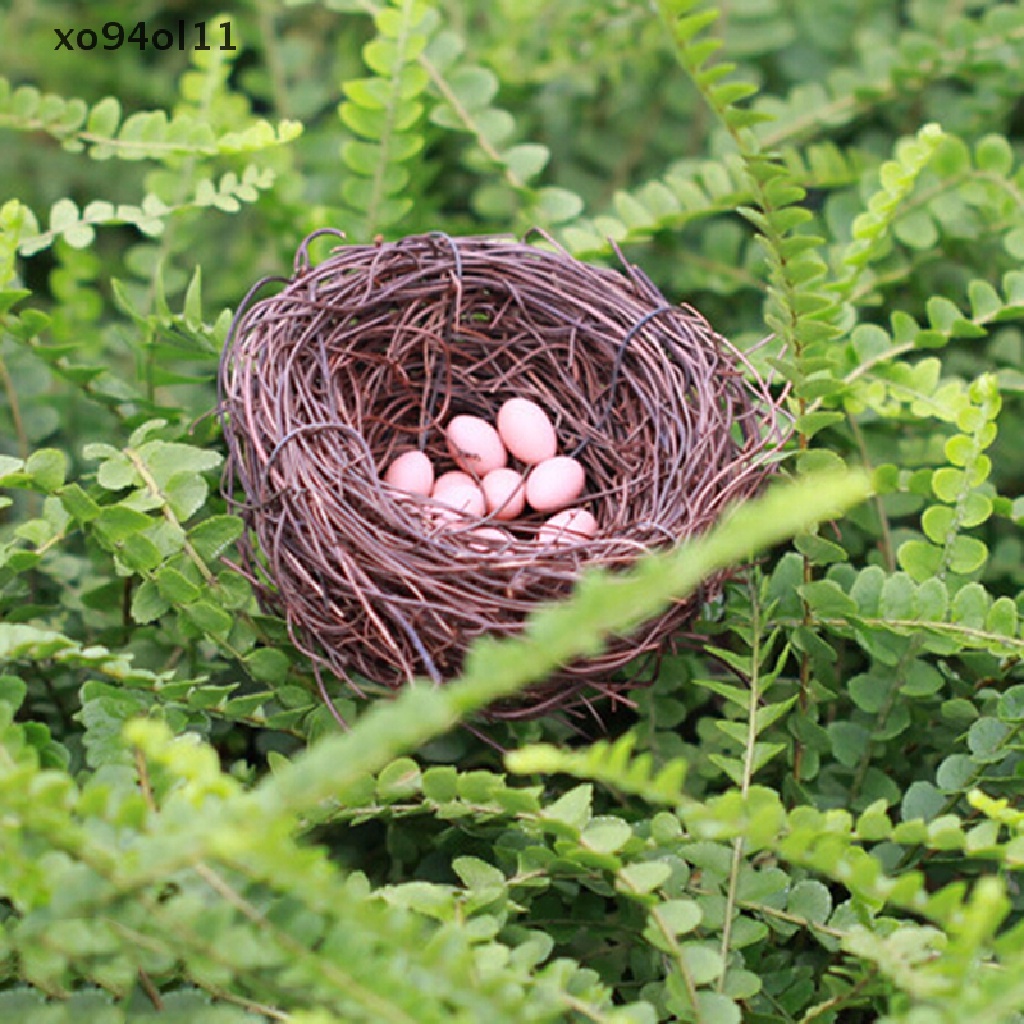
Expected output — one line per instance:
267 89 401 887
188 515 244 560
453 856 505 891
155 566 201 604
932 467 966 502
0 454 26 480
533 187 584 224
946 435 976 467
138 441 222 485
998 686 1024 722
377 757 422 799
96 455 137 490
542 784 592 830
936 754 976 793
894 208 938 250
243 648 290 685
502 143 549 183
695 991 741 1024
86 95 121 137
849 673 890 713
897 539 942 583
422 765 458 803
164 472 208 521
794 531 847 564
787 880 831 924
94 505 152 542
118 533 163 571
446 67 498 108
951 583 990 628
618 861 673 895
0 674 28 711
946 535 987 575
26 449 66 491
880 572 917 617
657 899 702 935
58 483 101 522
581 816 632 854
857 800 893 841
184 600 233 636
960 491 992 528
975 134 1013 174
828 722 870 768
902 780 945 822
131 579 169 623
901 661 943 698
921 505 954 544
456 770 503 803
800 580 856 617
967 718 1010 762
680 943 724 985
986 597 1018 637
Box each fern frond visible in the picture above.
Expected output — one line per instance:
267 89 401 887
17 167 278 257
506 734 687 806
561 142 865 258
897 373 1000 584
837 124 946 293
338 0 434 236
655 0 843 399
0 79 301 162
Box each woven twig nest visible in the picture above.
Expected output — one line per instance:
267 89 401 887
218 231 786 720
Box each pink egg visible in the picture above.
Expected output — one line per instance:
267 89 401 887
432 470 476 498
464 526 514 553
431 482 485 518
446 415 507 476
383 450 434 496
537 508 598 546
481 468 527 520
525 456 586 513
497 398 557 465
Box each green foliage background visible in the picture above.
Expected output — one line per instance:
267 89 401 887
2 0 1024 1021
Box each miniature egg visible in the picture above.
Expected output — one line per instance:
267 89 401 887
446 415 507 476
537 508 598 546
383 450 434 496
481 467 527 521
497 397 557 465
432 470 476 498
432 482 486 518
525 456 586 513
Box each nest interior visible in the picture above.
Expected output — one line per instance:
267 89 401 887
218 231 786 719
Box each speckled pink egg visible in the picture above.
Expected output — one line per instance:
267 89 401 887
537 507 598 546
383 450 434 496
446 415 507 476
481 468 527 520
525 456 586 513
432 470 476 498
497 398 557 465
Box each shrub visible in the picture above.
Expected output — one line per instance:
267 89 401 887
1 1 1023 1021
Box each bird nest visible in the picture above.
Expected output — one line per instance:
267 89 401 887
218 230 787 721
